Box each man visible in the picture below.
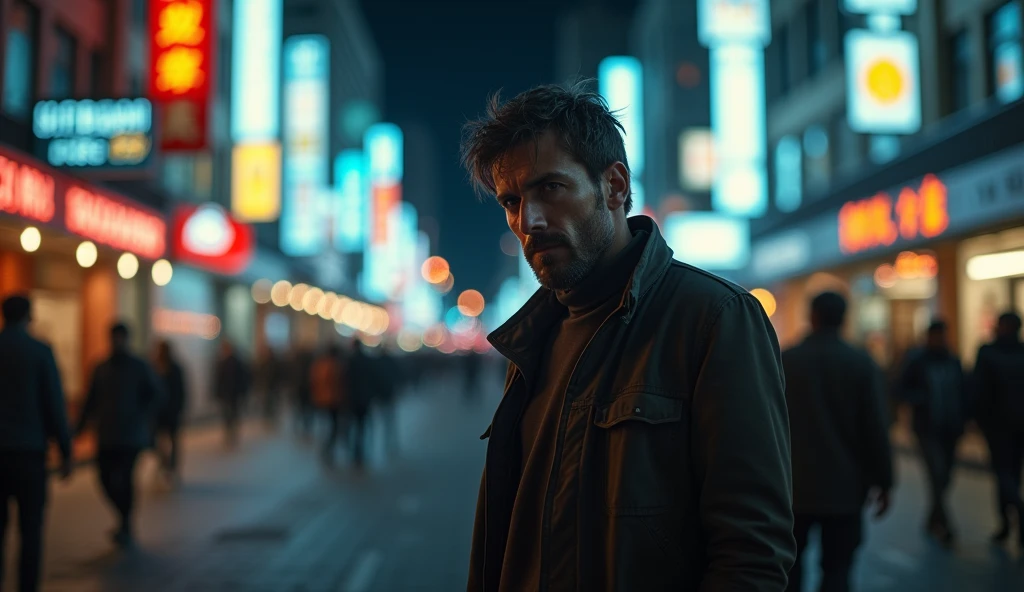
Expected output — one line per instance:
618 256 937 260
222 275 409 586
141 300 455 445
460 82 795 591
214 340 249 448
0 295 73 592
309 343 346 465
974 312 1024 546
783 292 893 592
77 323 162 547
899 320 968 545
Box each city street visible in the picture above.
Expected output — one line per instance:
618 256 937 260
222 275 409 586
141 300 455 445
5 369 1023 592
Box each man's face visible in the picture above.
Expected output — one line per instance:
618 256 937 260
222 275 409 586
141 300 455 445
493 133 614 291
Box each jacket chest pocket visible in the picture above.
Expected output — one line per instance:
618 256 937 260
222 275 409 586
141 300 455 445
592 390 686 515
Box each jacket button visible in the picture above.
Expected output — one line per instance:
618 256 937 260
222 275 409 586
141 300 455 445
634 407 641 413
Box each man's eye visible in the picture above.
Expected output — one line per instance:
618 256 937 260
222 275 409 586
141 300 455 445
501 197 519 209
544 182 562 191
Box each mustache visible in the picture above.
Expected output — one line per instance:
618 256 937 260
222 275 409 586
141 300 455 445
524 233 571 257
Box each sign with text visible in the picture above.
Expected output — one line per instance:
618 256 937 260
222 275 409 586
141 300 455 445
838 174 948 254
698 0 771 47
845 29 921 135
231 0 282 141
33 98 154 170
149 0 214 150
334 150 367 252
0 151 56 223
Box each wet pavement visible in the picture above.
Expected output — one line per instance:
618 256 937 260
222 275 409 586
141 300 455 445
5 365 1024 591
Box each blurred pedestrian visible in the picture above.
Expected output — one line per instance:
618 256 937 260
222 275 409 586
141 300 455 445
460 82 795 591
899 320 969 545
214 340 249 449
153 340 186 483
346 340 376 468
77 322 163 548
974 311 1024 546
783 292 894 592
375 345 402 458
0 295 73 592
291 346 316 439
310 343 347 465
256 348 284 429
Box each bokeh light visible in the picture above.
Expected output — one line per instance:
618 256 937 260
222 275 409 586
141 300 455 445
421 256 450 284
270 280 292 307
500 232 520 256
749 288 777 318
252 279 273 304
457 289 486 317
435 272 455 295
117 253 139 280
152 259 174 286
20 227 41 252
289 283 310 311
76 241 98 268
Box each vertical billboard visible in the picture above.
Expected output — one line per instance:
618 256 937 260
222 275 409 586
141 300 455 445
333 150 367 252
698 0 771 47
232 143 281 221
149 0 214 151
598 56 645 177
845 29 922 134
230 0 282 141
774 135 802 213
710 45 767 217
362 122 404 302
280 35 329 256
663 211 750 270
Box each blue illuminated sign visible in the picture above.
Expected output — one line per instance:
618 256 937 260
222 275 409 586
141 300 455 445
710 45 768 217
334 150 367 252
281 34 329 256
32 98 154 169
663 212 750 270
598 56 645 177
364 122 404 184
231 0 282 141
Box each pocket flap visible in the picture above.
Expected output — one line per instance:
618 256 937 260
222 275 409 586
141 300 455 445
594 392 683 428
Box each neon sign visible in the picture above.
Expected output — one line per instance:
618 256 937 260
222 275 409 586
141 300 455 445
65 186 167 259
152 308 221 339
838 173 948 254
172 204 254 275
0 154 55 222
33 98 154 169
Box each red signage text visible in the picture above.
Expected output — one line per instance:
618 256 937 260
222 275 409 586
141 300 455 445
65 186 167 259
839 174 950 255
0 155 55 223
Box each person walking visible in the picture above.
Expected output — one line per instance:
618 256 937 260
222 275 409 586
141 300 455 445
310 343 348 465
460 81 794 591
346 341 376 469
899 320 969 545
153 340 187 483
77 323 163 548
974 312 1024 545
783 292 894 592
214 340 249 448
0 295 73 592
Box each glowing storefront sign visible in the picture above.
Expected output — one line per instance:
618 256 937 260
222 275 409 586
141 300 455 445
334 150 367 252
281 34 329 256
843 0 918 15
845 29 921 135
370 184 401 246
33 98 154 169
679 128 715 191
152 308 221 339
230 0 282 141
172 203 254 274
663 211 750 270
838 174 948 254
598 56 645 177
149 0 214 151
0 153 55 222
232 142 281 222
774 135 802 213
65 186 167 259
365 123 404 185
698 0 771 47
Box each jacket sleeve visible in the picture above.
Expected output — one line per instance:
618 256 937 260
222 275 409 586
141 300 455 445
692 293 796 592
76 368 100 436
861 359 894 491
41 346 72 461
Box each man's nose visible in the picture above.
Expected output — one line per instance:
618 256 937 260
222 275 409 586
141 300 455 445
518 199 547 236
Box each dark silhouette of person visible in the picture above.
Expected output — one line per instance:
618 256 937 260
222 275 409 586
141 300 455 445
783 292 894 592
346 341 376 468
375 345 402 458
899 320 968 545
309 343 347 465
974 311 1024 546
460 82 794 591
153 340 187 483
291 346 316 438
77 322 162 548
214 340 249 448
0 295 73 592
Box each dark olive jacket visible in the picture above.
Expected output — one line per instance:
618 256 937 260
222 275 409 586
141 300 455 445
468 216 796 592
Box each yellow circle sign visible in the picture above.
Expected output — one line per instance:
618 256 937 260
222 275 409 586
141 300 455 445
865 59 904 104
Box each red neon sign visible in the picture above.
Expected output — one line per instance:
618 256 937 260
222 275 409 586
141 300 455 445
371 183 401 245
65 186 167 259
838 174 949 255
171 204 254 275
0 154 55 223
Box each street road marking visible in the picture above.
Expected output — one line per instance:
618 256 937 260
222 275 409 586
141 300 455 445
398 495 420 515
341 549 383 592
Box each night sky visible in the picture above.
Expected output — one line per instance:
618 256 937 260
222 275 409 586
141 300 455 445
361 0 634 299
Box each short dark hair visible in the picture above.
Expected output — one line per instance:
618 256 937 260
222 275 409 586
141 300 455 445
111 322 130 340
810 291 847 329
927 320 947 335
1 295 31 325
999 312 1022 334
460 79 633 213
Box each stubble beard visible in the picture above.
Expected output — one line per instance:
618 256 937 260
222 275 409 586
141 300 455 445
530 198 615 291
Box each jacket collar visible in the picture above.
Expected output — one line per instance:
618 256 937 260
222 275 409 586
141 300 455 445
487 215 673 371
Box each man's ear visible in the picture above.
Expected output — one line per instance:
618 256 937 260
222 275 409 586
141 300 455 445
603 162 630 211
